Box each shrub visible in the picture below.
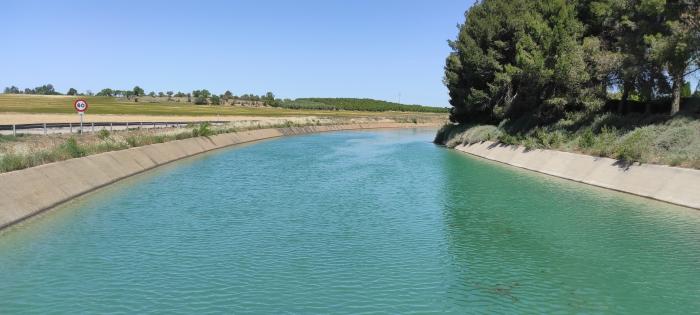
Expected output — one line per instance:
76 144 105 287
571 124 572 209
523 136 537 150
175 132 191 140
438 124 502 148
60 138 86 158
669 155 685 167
192 123 213 137
97 129 111 140
125 136 138 147
90 141 128 153
434 124 455 144
654 125 695 151
194 97 208 105
498 133 520 146
592 126 618 157
615 127 654 163
0 153 27 172
578 128 595 148
533 128 548 148
462 125 501 144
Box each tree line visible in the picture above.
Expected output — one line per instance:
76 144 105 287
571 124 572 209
3 84 279 106
279 98 448 112
445 0 700 125
3 84 62 95
2 85 446 112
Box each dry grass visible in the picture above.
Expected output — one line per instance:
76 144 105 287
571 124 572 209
436 114 700 169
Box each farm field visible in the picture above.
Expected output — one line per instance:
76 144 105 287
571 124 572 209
0 95 446 121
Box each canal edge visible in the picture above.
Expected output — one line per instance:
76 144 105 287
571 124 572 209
451 141 700 210
0 123 439 231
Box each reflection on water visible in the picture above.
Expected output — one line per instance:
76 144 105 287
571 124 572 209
440 149 700 313
0 128 698 313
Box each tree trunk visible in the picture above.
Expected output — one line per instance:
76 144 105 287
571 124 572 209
671 75 682 115
601 83 608 98
619 82 632 114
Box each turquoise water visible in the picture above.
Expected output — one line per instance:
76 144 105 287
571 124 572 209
1 128 699 313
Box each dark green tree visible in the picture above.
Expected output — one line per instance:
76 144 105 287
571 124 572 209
33 84 58 95
224 90 233 99
210 94 221 105
445 0 592 124
96 88 114 96
133 86 144 97
646 1 700 114
4 86 20 94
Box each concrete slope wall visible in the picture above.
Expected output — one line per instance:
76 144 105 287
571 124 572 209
0 123 436 230
455 141 700 210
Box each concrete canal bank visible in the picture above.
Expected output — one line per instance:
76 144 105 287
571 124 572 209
454 141 700 210
0 123 436 230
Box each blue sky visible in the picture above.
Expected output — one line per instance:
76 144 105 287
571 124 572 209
3 1 697 107
1 0 472 107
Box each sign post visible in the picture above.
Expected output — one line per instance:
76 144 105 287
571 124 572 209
74 99 88 133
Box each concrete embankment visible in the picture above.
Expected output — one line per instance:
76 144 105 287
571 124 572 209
0 123 436 230
454 141 700 210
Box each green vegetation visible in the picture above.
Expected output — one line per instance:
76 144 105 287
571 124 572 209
0 94 447 118
191 122 213 137
97 129 111 140
4 84 60 95
3 82 444 113
0 136 99 172
445 0 698 122
439 0 700 168
437 113 700 168
133 86 144 97
0 134 22 143
1 90 446 115
278 98 448 113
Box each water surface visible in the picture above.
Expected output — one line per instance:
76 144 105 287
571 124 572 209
1 128 699 313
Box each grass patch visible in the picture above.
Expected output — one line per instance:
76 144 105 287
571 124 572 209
437 113 700 168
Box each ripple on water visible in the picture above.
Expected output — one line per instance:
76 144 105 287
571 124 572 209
0 129 699 314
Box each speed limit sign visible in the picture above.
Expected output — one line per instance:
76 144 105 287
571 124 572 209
74 99 88 113
74 99 88 133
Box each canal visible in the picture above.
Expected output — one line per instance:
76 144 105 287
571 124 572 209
0 128 698 313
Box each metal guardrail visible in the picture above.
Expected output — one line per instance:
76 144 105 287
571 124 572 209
0 121 230 135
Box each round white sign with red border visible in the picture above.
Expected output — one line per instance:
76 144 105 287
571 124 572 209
74 99 88 113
